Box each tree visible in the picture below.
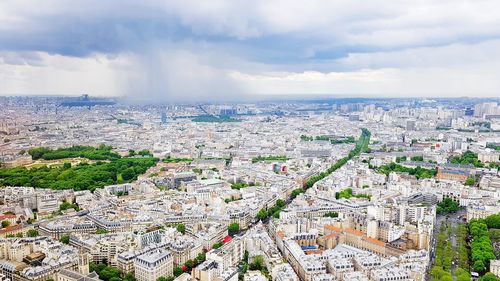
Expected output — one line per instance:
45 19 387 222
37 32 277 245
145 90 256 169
96 228 108 234
173 266 183 277
479 273 500 281
196 252 206 263
121 167 136 181
465 177 475 186
469 220 496 274
272 211 281 219
28 147 51 160
63 162 72 169
138 149 152 157
176 224 186 234
185 259 194 269
60 235 70 244
60 201 79 211
213 242 223 249
1 220 10 228
324 212 339 218
228 223 240 235
291 188 305 199
473 260 486 273
26 229 39 237
256 209 268 220
0 153 158 191
410 155 424 161
437 198 459 214
275 199 285 208
484 213 500 229
249 256 265 271
455 268 471 281
123 273 137 281
98 266 121 281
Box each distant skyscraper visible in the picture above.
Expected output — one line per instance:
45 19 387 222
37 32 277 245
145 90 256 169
219 107 236 116
161 112 167 124
464 108 474 116
406 120 416 131
474 102 499 118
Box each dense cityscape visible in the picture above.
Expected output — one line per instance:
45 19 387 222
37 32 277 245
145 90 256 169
0 96 499 281
2 0 500 280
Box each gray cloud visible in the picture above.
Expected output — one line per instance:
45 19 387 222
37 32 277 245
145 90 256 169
1 0 500 99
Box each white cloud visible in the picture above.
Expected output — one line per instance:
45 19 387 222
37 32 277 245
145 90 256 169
163 0 500 47
0 52 123 96
1 0 500 98
231 64 500 97
335 39 500 70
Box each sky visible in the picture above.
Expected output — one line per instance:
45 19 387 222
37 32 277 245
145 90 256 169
1 0 500 102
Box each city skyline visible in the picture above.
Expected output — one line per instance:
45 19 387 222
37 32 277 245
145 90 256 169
1 0 500 101
1 2 500 279
1 97 500 281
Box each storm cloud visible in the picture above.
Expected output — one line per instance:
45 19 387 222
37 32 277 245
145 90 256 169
1 0 500 100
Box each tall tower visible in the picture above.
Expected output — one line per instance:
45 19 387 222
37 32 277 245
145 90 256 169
78 252 91 274
161 112 167 124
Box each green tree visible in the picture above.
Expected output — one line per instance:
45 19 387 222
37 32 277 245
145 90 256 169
324 212 339 218
173 266 184 277
98 266 121 281
60 201 79 211
437 198 459 214
455 268 471 281
291 188 305 199
484 213 500 229
60 235 70 244
275 199 285 208
138 149 152 156
1 220 10 228
249 256 265 271
121 167 136 181
176 224 186 234
28 147 51 160
465 177 475 186
0 153 158 191
469 220 495 274
473 260 486 273
123 273 137 281
196 252 206 263
410 155 424 161
185 259 194 269
450 150 484 168
256 209 268 220
479 273 500 281
228 223 240 235
96 228 108 234
26 229 39 237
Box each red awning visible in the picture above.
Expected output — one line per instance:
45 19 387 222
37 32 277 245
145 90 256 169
223 235 232 243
